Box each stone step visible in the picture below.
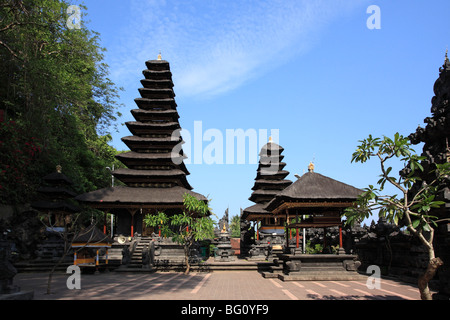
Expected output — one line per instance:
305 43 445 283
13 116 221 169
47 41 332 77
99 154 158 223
278 272 368 281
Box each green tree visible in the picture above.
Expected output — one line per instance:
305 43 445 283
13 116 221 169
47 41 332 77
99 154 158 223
144 194 215 274
0 0 124 204
230 214 241 238
344 133 449 300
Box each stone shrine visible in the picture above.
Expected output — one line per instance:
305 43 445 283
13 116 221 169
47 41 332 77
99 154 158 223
407 51 450 299
214 209 235 262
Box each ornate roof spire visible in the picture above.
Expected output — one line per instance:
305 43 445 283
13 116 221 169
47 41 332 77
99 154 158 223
308 162 315 172
157 51 162 60
268 136 273 143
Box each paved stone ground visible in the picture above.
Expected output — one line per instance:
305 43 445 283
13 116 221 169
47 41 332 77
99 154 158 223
15 270 427 301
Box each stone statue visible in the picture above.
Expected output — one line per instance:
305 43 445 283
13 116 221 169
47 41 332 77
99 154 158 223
0 238 19 294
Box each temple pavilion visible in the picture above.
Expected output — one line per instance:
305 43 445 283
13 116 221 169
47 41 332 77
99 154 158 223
242 138 292 242
76 55 207 238
264 163 363 253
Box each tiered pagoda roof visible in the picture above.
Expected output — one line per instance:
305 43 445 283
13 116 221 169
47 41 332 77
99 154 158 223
31 165 80 218
76 57 206 208
242 139 292 220
115 58 191 189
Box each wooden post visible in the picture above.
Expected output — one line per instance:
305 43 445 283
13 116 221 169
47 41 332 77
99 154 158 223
128 209 137 237
339 225 343 248
256 220 259 241
285 209 289 250
103 211 107 234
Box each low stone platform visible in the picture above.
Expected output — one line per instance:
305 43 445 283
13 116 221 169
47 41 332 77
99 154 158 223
114 257 276 272
269 253 365 281
278 271 368 281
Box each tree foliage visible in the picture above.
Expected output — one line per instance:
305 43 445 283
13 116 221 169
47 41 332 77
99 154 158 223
0 0 124 204
230 214 240 238
344 133 449 300
144 194 215 274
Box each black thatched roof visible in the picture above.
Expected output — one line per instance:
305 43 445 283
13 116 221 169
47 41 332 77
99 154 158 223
259 141 284 154
72 224 113 244
75 186 207 206
31 200 80 213
243 140 292 220
264 171 363 212
42 171 74 186
241 203 271 220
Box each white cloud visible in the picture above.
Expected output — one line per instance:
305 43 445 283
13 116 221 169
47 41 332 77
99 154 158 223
108 0 367 98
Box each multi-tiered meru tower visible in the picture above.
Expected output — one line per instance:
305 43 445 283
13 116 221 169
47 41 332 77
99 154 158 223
114 58 192 190
76 56 207 237
241 139 292 257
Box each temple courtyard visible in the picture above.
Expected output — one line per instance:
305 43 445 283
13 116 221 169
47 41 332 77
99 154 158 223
15 270 428 301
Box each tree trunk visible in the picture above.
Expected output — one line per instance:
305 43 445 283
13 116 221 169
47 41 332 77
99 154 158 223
184 245 190 275
418 257 443 300
47 251 68 294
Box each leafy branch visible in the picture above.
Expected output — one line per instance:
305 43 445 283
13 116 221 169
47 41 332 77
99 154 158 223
144 194 215 274
345 133 448 300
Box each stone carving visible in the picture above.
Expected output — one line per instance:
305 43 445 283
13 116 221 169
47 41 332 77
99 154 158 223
142 241 155 270
343 259 362 271
285 260 301 274
0 239 19 294
121 245 131 266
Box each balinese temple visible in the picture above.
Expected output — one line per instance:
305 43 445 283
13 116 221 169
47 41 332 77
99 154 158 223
407 50 450 300
76 55 207 238
31 165 80 231
264 163 363 253
241 138 292 245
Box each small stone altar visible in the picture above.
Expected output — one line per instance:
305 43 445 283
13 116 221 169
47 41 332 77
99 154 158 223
277 253 365 281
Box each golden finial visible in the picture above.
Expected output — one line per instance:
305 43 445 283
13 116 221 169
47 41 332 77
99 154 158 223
157 51 162 60
308 162 314 172
56 165 62 173
269 136 273 143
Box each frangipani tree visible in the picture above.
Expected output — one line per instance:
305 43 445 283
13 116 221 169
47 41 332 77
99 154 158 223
344 133 449 300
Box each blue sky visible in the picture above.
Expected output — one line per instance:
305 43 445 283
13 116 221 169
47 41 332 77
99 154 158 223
80 0 450 223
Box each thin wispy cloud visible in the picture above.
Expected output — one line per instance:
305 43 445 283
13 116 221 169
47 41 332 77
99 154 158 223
109 0 367 98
